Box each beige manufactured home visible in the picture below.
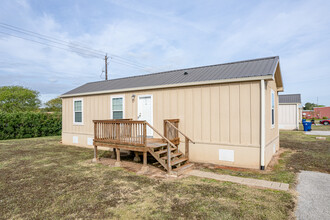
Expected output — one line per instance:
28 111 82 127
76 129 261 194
61 56 284 171
279 94 302 130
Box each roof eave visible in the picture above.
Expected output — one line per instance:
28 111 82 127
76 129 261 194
60 75 273 98
279 102 301 105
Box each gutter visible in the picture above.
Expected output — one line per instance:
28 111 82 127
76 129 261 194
260 79 265 170
60 75 273 98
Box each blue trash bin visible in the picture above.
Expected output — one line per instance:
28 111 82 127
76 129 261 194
307 122 312 131
303 122 312 131
303 122 308 131
302 119 306 123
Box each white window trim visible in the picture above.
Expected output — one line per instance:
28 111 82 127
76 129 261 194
73 98 83 125
110 95 125 119
271 89 275 129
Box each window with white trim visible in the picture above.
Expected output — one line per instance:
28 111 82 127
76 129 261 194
74 99 83 124
271 90 275 128
111 96 124 119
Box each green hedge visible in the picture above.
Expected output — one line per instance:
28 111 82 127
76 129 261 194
0 112 61 140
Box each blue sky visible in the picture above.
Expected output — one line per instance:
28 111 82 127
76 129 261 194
0 0 329 105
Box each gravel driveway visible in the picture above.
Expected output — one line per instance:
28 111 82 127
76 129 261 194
296 171 330 219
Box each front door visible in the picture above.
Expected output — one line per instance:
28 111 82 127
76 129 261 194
138 95 153 136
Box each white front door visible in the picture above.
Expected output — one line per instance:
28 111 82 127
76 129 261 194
138 95 153 136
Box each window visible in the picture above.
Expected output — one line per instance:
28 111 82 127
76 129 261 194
73 99 83 124
271 90 275 128
111 96 124 119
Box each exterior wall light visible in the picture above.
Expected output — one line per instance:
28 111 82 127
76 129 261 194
131 94 136 101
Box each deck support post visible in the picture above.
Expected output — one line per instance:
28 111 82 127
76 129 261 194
143 151 147 166
92 145 98 162
185 137 189 160
114 148 121 167
133 152 141 162
139 151 149 173
111 148 116 159
167 143 172 174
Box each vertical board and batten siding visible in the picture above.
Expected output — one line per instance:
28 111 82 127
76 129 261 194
128 81 260 146
62 80 262 168
278 104 298 130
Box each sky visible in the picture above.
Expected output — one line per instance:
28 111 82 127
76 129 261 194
0 0 329 105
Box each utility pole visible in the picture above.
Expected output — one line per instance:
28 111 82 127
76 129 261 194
105 54 108 80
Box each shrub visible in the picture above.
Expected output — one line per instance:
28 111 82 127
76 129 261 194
323 116 328 119
0 112 61 140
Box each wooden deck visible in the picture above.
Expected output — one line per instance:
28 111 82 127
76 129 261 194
92 119 194 174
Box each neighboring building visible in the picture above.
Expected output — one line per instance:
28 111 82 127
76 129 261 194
303 107 330 119
61 56 284 170
278 94 302 130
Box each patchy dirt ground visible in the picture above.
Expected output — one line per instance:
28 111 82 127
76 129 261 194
0 136 294 219
95 151 181 180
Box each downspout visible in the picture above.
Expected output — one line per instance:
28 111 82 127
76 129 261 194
260 80 265 170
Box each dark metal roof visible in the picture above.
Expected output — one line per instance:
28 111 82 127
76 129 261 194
62 56 279 96
279 94 301 104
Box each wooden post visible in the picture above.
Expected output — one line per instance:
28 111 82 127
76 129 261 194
115 148 121 167
143 151 147 166
116 123 120 141
138 150 149 173
167 143 172 173
164 120 167 139
92 145 98 162
111 148 116 159
94 121 97 140
143 122 147 145
133 151 141 162
185 137 189 159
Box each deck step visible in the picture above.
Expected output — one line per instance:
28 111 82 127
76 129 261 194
147 143 167 148
173 163 194 174
171 157 188 166
161 152 182 160
155 148 176 155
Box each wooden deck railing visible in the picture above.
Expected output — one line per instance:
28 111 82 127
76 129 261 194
93 119 147 146
164 119 195 159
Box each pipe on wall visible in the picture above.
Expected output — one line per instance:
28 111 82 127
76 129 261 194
260 79 265 170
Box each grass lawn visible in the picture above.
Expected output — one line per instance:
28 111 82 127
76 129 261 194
199 131 330 186
0 136 294 219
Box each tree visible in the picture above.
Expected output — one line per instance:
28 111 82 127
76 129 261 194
44 97 62 112
0 86 41 113
303 102 325 110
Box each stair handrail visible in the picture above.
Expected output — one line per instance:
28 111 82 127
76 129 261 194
165 120 195 144
145 122 177 149
146 122 178 173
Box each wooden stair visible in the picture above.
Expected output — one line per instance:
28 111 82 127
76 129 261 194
146 138 193 175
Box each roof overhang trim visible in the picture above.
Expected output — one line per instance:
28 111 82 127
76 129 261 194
279 103 301 105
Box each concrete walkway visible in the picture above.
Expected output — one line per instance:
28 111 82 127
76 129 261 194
296 171 330 220
304 131 330 136
187 170 289 191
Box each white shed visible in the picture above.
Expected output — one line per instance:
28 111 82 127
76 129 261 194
278 94 302 130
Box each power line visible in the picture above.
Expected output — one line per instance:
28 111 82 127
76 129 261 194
0 31 103 59
0 22 154 70
0 22 106 56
